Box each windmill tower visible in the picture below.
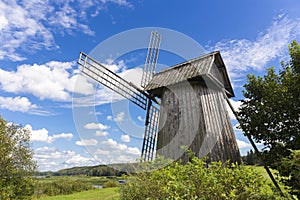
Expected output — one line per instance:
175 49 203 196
78 31 241 163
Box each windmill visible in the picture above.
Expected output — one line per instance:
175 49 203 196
78 31 241 163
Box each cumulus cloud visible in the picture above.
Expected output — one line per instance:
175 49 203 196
121 134 130 142
34 146 97 171
108 112 126 122
84 122 110 130
95 130 109 136
0 0 132 61
26 124 73 143
0 61 94 101
115 112 125 122
94 138 140 163
212 16 300 78
0 95 52 115
0 96 36 112
76 139 98 146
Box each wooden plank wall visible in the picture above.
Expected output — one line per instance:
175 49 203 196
156 81 241 163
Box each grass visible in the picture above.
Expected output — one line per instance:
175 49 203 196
35 175 114 185
37 188 120 200
248 165 289 194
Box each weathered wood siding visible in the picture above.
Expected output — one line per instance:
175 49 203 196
156 80 241 163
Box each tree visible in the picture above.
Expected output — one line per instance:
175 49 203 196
238 40 300 197
0 115 37 199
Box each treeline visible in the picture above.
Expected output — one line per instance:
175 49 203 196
241 149 263 165
35 164 134 177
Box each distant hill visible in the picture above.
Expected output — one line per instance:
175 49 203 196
34 163 140 177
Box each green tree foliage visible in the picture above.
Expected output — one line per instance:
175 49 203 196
0 115 37 199
120 156 287 200
277 150 300 197
241 150 262 165
238 40 300 197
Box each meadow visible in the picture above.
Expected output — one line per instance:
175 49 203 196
36 188 119 200
31 165 290 200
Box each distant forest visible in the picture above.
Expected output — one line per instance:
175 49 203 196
34 163 138 177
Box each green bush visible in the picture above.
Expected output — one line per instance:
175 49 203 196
103 180 119 188
34 177 93 198
120 156 290 200
277 150 300 198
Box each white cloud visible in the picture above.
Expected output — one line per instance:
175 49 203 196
107 112 126 122
226 99 242 120
107 115 113 120
119 67 143 88
76 139 98 146
0 95 52 115
0 61 94 101
0 96 36 112
114 112 125 122
26 124 73 143
94 149 110 155
0 0 132 61
84 122 110 130
236 139 252 149
34 146 97 171
137 116 144 122
102 138 127 151
0 0 54 61
95 130 109 136
93 138 141 164
121 134 130 142
213 16 300 78
89 111 102 115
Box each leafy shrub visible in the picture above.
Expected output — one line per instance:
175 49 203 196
33 177 93 198
120 156 290 200
277 150 300 198
103 180 119 188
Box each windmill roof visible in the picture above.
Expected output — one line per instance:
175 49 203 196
145 51 234 98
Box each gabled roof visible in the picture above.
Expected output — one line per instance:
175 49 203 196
145 51 234 98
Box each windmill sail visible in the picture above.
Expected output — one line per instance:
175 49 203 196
141 102 160 161
141 31 161 89
78 52 147 110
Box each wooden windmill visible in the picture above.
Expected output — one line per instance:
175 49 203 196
78 31 241 163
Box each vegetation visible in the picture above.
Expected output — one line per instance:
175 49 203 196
103 180 119 188
241 149 263 165
33 177 93 198
35 164 129 177
36 187 119 200
238 40 300 197
120 154 288 199
0 115 37 199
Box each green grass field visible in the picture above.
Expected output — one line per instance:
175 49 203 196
37 188 120 200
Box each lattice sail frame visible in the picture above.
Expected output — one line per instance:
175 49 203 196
141 102 160 162
78 31 162 162
141 31 161 89
78 52 148 110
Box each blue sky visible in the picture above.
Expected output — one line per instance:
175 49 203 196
0 0 300 171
